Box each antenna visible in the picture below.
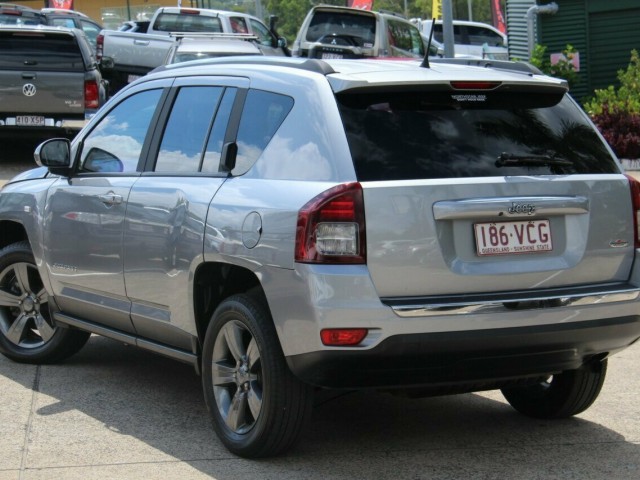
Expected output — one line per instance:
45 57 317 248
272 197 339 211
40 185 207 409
420 18 436 68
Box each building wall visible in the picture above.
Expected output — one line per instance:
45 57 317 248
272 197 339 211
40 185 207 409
537 0 640 100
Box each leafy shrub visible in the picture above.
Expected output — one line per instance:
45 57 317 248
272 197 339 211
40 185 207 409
529 44 579 89
584 50 640 158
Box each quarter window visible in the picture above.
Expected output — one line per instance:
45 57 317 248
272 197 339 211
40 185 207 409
233 90 294 175
79 89 163 173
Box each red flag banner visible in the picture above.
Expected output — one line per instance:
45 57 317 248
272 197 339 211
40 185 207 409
491 0 506 34
49 0 74 9
350 0 373 10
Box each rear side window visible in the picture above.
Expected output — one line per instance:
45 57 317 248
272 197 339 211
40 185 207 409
233 90 294 175
0 33 83 70
306 11 376 47
156 86 225 172
386 18 424 56
338 90 619 181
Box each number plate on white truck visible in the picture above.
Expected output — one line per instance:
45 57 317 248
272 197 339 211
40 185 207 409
474 220 552 256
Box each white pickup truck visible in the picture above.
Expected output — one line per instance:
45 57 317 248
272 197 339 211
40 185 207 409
97 7 287 94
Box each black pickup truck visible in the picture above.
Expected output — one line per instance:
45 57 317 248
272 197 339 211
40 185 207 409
0 25 107 142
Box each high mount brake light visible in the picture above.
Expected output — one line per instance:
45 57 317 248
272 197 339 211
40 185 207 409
450 81 501 90
295 182 366 264
179 9 200 15
626 174 640 248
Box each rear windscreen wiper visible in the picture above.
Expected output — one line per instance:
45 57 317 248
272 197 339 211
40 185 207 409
496 152 573 168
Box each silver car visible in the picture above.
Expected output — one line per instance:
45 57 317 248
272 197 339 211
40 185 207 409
1 56 640 458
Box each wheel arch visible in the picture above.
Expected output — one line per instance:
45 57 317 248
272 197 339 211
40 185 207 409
193 261 268 346
0 220 29 250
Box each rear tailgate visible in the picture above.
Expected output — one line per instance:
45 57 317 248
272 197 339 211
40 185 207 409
0 29 85 116
336 82 635 299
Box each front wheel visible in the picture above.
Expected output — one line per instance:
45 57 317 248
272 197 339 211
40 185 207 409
202 294 313 458
501 359 608 419
0 241 90 364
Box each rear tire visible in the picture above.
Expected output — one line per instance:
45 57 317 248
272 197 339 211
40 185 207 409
0 241 90 364
501 359 607 419
202 294 313 458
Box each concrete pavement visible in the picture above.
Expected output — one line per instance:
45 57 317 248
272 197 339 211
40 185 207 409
1 335 639 480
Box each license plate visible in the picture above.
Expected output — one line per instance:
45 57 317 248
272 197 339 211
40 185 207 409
16 115 44 126
321 53 343 59
474 219 552 256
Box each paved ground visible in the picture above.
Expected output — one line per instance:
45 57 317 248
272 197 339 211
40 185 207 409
1 337 639 480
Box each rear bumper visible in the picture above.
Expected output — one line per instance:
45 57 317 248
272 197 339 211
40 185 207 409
286 315 640 389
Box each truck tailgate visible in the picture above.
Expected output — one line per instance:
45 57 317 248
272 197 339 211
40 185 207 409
0 71 84 115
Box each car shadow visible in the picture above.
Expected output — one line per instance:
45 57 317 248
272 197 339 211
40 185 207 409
2 335 639 479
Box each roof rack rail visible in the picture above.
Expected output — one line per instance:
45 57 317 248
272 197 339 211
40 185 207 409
163 57 336 76
430 57 544 75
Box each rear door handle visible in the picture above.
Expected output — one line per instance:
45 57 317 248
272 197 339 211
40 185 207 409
98 193 123 206
133 40 150 46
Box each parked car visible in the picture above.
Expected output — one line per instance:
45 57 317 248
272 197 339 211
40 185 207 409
415 19 508 59
97 7 287 94
292 6 425 59
40 8 103 52
163 36 263 65
0 3 45 25
1 56 640 459
0 24 107 142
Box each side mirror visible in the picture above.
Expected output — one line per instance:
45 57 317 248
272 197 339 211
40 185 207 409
35 138 72 176
277 37 288 49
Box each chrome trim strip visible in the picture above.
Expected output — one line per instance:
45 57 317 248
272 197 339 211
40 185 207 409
433 196 589 220
389 288 640 317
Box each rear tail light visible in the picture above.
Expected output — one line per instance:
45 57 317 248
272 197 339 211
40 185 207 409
295 182 366 264
84 80 99 109
96 33 103 61
626 174 640 248
321 328 368 346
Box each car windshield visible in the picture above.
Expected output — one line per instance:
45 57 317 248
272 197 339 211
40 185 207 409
305 11 376 47
338 89 619 181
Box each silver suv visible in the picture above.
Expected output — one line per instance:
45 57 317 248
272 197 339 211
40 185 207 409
292 6 425 59
1 56 640 458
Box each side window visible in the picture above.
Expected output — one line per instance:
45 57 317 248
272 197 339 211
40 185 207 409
249 18 274 46
230 16 249 34
80 89 163 173
233 90 293 175
49 18 75 28
80 20 101 48
156 86 223 172
387 19 424 56
466 26 504 47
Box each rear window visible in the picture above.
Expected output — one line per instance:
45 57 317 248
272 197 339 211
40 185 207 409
0 33 84 70
306 11 376 47
154 13 222 33
338 90 619 181
0 13 45 26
